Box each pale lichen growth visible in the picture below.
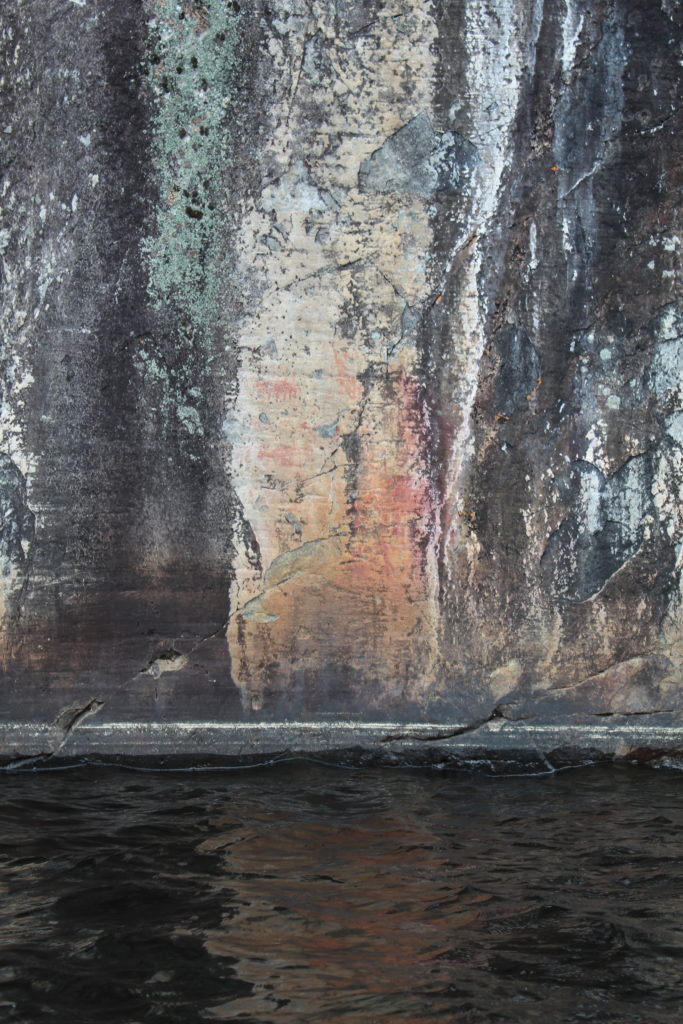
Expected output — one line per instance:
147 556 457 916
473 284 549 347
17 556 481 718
143 0 240 329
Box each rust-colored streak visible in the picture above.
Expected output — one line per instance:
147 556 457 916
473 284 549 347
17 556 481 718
227 3 441 712
229 368 439 712
200 814 490 1022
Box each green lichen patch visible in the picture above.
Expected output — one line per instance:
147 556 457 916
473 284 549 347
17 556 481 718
143 0 241 331
134 339 216 453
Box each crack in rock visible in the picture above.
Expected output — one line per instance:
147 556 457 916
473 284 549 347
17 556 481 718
3 619 231 770
52 698 105 736
4 697 105 771
380 705 512 744
587 708 675 718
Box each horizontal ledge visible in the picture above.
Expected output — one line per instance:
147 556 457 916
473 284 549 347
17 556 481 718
2 719 683 736
2 717 683 769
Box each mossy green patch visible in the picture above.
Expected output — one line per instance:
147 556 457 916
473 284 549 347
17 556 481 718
135 341 208 456
143 0 241 331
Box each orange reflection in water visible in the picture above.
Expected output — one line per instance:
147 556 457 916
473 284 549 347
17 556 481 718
198 812 492 1023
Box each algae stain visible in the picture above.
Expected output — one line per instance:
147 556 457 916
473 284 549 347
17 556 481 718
143 0 240 331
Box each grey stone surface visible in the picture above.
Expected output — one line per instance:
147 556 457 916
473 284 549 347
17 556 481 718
358 111 479 197
1 0 681 763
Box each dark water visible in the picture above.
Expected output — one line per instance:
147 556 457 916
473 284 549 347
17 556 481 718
1 763 682 1023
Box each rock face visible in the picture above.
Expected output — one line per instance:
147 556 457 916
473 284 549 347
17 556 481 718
1 0 682 761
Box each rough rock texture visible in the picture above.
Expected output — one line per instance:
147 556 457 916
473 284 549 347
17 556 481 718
1 0 682 763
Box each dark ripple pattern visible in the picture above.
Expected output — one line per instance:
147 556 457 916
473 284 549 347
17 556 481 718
1 764 682 1023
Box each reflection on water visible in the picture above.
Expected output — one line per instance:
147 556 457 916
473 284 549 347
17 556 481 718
1 763 682 1023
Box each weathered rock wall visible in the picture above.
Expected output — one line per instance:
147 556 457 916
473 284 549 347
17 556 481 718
1 0 682 763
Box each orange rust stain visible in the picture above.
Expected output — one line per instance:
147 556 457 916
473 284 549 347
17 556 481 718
349 374 434 595
255 378 300 402
331 350 365 399
201 814 491 1019
257 443 301 468
232 366 439 709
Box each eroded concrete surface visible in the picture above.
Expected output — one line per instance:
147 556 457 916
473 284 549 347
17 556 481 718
1 0 682 764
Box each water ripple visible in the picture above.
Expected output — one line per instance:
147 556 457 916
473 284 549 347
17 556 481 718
1 765 682 1022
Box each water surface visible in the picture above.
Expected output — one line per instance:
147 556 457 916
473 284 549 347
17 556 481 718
1 763 682 1022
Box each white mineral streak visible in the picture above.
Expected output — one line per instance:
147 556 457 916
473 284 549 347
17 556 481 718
438 0 543 583
228 1 440 707
651 308 682 541
651 305 683 673
0 165 43 623
560 0 584 75
0 233 41 621
1 204 68 620
555 0 626 552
